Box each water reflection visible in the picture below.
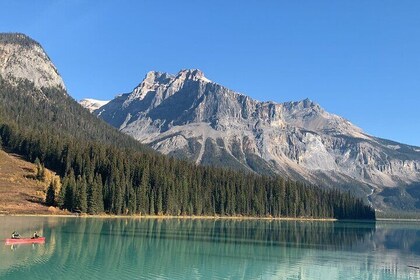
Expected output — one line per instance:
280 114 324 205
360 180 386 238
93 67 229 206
1 217 419 279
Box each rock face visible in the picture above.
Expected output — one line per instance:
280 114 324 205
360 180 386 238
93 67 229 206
94 69 420 212
79 98 110 112
0 33 65 89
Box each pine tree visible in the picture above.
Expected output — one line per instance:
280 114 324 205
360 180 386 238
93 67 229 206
46 181 55 206
128 186 136 215
137 166 149 215
74 175 87 213
57 177 67 208
96 174 104 213
88 173 104 214
64 170 76 211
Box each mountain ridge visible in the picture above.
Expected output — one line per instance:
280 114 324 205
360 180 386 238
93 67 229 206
85 69 420 213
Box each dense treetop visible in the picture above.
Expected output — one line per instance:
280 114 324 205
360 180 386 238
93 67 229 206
0 33 40 48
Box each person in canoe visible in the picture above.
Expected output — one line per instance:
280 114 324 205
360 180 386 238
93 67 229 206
11 231 21 239
32 231 39 239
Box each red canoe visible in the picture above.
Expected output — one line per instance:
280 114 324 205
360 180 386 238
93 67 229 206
5 237 45 245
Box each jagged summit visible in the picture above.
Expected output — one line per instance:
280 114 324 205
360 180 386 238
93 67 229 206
141 69 209 83
124 69 212 105
176 69 210 82
143 70 174 81
282 98 319 110
0 33 65 89
300 98 317 107
179 68 203 75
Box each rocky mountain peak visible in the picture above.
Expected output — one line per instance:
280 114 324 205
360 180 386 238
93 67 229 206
143 71 174 83
176 69 211 83
127 71 175 103
283 98 320 111
300 98 317 108
0 33 65 90
122 69 212 108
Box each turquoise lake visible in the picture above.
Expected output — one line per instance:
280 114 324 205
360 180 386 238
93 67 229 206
0 217 419 279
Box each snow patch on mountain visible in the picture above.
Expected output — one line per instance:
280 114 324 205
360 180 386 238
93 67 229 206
79 98 110 112
386 145 401 150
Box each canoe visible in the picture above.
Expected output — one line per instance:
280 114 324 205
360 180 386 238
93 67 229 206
5 237 45 245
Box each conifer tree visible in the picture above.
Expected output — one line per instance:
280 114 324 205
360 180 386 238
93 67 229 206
74 175 87 213
87 179 95 214
137 166 149 214
128 186 136 215
57 177 67 208
95 174 104 213
64 170 76 211
46 181 55 206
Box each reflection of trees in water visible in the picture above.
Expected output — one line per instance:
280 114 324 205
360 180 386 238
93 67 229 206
3 217 419 279
43 219 377 278
4 218 420 279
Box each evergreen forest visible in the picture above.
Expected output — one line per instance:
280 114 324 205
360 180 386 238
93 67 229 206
0 76 375 219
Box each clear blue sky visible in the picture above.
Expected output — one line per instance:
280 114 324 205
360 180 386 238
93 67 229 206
2 1 420 146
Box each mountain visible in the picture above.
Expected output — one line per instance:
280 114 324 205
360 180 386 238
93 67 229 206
1 33 373 219
89 69 420 213
79 98 110 113
0 33 65 89
0 33 148 149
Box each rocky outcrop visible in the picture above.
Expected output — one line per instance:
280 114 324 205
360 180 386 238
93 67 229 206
0 33 65 89
93 69 420 212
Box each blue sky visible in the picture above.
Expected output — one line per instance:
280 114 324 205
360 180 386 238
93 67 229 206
1 1 420 146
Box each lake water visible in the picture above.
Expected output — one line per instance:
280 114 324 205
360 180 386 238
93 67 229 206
0 217 419 280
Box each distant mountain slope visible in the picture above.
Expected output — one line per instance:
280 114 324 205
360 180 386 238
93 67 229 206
0 33 65 89
90 69 420 213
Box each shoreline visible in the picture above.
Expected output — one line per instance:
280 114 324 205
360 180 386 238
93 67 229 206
0 213 338 222
376 218 420 222
2 214 418 222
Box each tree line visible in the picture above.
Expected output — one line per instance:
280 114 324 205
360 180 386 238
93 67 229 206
0 76 375 219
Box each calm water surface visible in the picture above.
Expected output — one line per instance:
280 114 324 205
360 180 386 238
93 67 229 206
0 217 419 279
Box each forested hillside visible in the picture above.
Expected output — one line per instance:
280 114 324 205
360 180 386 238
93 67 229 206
0 74 375 219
